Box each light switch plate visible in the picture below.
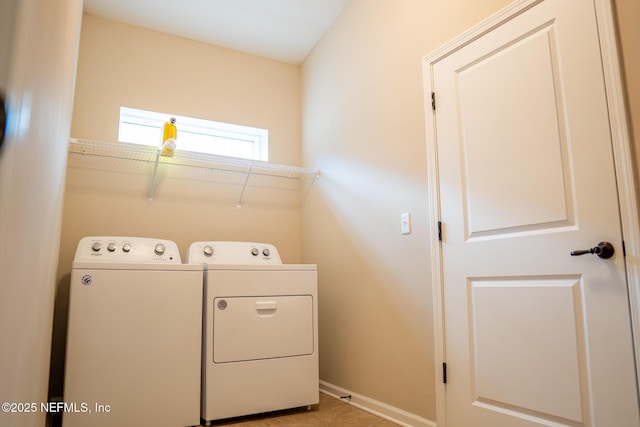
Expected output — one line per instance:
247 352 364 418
401 212 411 235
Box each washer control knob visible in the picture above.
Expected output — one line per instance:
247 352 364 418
91 242 102 252
203 245 214 257
262 248 270 257
154 243 166 255
251 248 259 256
122 243 131 253
107 243 117 252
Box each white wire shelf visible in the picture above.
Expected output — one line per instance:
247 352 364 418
67 138 320 205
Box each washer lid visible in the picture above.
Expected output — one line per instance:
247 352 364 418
187 241 282 265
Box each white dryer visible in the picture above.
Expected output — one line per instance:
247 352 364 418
63 236 203 427
187 241 318 422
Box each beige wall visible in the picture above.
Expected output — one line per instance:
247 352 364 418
300 0 512 420
62 14 304 271
0 0 18 92
615 0 640 175
51 14 304 398
71 14 302 166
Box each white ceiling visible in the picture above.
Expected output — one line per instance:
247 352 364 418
82 0 349 65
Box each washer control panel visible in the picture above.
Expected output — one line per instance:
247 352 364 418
187 241 282 265
74 236 182 263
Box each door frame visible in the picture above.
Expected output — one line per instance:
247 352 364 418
421 0 640 425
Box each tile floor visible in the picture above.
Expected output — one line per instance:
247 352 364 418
204 393 400 426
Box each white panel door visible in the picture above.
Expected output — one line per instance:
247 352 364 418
429 0 639 426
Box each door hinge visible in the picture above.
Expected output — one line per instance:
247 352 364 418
623 240 626 257
431 92 436 111
443 362 447 384
437 221 442 241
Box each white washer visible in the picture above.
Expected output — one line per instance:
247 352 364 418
63 236 203 427
187 241 318 422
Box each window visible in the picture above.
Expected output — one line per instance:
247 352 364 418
118 107 268 161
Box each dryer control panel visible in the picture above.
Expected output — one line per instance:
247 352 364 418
187 241 282 265
73 236 182 263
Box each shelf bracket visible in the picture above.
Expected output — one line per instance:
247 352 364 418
147 150 161 203
237 163 254 208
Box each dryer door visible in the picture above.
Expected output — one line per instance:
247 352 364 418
213 295 314 363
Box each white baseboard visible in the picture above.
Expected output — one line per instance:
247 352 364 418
319 380 436 427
